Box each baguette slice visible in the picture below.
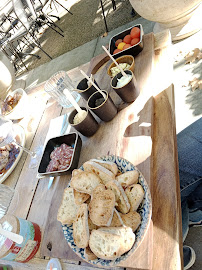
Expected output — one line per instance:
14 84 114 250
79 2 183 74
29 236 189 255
74 190 90 205
125 184 144 211
73 203 89 248
84 246 97 260
120 211 141 232
90 159 118 175
83 161 115 184
89 189 115 226
110 209 124 227
89 226 135 260
116 170 139 188
91 184 106 199
106 180 130 214
71 171 101 194
57 187 79 225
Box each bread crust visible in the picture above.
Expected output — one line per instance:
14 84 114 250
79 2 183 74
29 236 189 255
57 187 79 225
125 184 144 211
73 203 89 248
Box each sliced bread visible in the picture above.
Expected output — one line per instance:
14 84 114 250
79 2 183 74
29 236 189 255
88 217 98 232
74 190 90 205
84 246 97 260
73 203 89 248
116 170 139 188
106 180 130 214
110 209 124 227
89 226 135 260
83 161 115 184
90 159 118 175
91 184 106 199
57 187 79 225
125 184 145 211
72 168 83 177
120 211 141 232
89 189 115 226
70 171 102 194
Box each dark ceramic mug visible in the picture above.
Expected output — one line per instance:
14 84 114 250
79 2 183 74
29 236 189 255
111 70 140 103
68 107 99 137
76 78 99 101
87 90 117 122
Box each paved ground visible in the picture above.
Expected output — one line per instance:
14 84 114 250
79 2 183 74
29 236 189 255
14 14 202 270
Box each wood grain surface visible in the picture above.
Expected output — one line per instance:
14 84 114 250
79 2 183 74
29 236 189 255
1 30 183 270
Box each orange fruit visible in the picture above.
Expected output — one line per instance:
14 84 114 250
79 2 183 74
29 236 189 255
131 38 140 46
115 39 123 47
130 27 140 39
113 48 121 55
123 35 132 44
123 44 131 50
117 42 126 50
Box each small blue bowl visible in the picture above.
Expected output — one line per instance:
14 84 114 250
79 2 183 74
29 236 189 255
109 24 144 59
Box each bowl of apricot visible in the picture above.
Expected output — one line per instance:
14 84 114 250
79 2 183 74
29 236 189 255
109 24 143 59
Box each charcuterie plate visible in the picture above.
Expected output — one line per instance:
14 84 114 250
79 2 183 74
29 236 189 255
0 125 25 184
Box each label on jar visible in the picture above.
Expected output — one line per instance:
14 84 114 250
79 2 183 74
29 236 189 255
15 239 37 262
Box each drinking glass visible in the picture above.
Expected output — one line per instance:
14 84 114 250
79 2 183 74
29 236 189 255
44 71 80 108
0 116 39 168
0 184 18 219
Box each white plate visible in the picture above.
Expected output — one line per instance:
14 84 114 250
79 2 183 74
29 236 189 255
0 124 26 184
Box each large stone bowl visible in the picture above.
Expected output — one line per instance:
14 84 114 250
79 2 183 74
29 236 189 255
129 0 202 41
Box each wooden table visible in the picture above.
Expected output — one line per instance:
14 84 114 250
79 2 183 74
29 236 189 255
0 30 183 269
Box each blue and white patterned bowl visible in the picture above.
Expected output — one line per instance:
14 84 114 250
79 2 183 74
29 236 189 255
62 155 152 267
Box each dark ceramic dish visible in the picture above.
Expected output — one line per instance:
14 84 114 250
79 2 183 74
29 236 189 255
38 132 82 177
68 107 99 137
109 24 144 59
111 70 140 103
87 90 117 122
76 78 99 101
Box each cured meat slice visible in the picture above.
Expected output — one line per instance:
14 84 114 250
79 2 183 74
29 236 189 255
46 159 59 172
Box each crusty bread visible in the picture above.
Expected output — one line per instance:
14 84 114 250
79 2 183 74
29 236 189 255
72 169 83 177
83 161 115 184
110 209 124 227
90 159 118 175
125 184 144 211
116 170 139 188
73 204 89 248
88 217 98 232
89 226 135 260
106 180 130 214
84 246 97 260
91 184 106 199
120 211 141 232
57 188 79 225
70 171 102 195
89 189 115 226
74 190 90 205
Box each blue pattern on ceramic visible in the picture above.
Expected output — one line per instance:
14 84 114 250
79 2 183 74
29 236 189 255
62 155 152 267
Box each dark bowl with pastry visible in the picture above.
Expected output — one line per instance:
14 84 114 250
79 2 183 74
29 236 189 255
37 132 82 177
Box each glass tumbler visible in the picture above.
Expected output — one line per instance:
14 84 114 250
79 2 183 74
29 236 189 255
0 184 18 219
44 71 80 108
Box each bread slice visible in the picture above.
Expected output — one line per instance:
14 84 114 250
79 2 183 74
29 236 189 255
83 161 115 184
120 211 141 232
70 171 102 194
89 189 115 226
110 209 124 227
73 204 89 248
90 159 118 175
116 170 139 188
91 184 106 199
72 169 83 177
57 187 79 225
106 180 130 214
84 246 97 260
74 190 90 205
89 226 135 260
125 184 144 211
88 217 98 232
